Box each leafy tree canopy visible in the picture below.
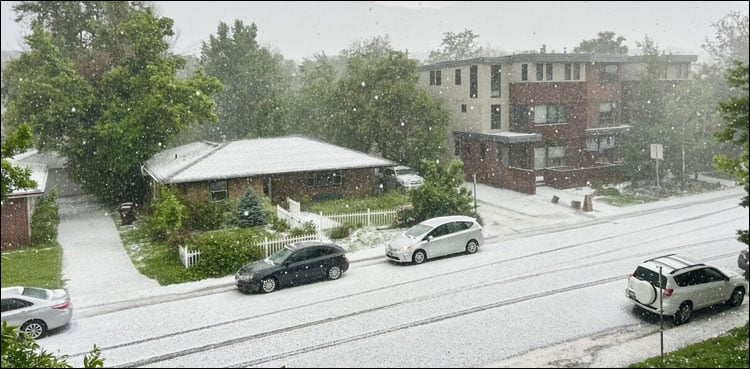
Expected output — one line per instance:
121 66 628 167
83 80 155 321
0 124 35 204
428 29 483 63
573 31 629 55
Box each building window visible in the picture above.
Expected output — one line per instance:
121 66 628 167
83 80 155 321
461 104 467 113
521 64 528 81
679 63 689 78
306 170 343 187
545 63 553 80
565 63 571 80
497 144 509 167
455 69 462 85
534 143 566 169
536 63 543 81
470 65 478 98
573 63 581 80
454 139 461 155
209 180 228 202
599 102 616 126
480 142 486 161
491 104 501 129
601 64 618 83
491 64 501 97
533 105 568 125
435 70 442 85
429 70 435 85
512 105 529 131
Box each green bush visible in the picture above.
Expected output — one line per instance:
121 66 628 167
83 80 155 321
30 190 59 245
183 198 229 231
328 224 354 239
269 215 290 233
146 187 187 242
594 187 621 196
289 221 318 237
189 228 268 278
408 160 474 224
394 206 418 227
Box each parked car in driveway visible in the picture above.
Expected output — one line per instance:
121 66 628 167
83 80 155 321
386 215 484 264
739 249 749 280
235 241 349 293
625 254 748 324
378 165 425 191
1 287 73 339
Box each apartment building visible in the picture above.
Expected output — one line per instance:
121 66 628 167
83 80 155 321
419 51 697 194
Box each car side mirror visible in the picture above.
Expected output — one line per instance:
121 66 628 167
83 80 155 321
426 235 434 242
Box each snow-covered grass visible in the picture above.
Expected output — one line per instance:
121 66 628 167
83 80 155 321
331 225 405 253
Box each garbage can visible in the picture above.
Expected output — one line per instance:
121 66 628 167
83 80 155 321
119 202 135 225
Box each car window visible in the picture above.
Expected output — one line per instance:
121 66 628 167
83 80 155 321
678 269 707 286
317 246 335 256
21 287 48 299
405 224 432 238
704 267 726 282
633 266 667 288
288 249 313 263
268 246 294 265
429 224 450 238
1 298 32 312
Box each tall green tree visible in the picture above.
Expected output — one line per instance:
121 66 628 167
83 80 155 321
2 4 222 206
703 11 749 69
574 31 629 55
326 40 450 168
290 53 345 139
428 29 483 63
0 124 35 204
714 60 749 246
199 20 291 140
409 160 475 222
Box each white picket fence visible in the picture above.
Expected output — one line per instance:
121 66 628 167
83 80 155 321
178 245 201 268
317 209 398 230
177 233 321 268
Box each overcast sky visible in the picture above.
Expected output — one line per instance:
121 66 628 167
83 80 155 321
1 1 748 63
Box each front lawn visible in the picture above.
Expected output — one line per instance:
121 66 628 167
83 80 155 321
0 246 63 289
596 178 724 207
305 191 410 213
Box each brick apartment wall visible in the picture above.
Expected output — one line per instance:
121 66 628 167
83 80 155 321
458 140 536 194
543 164 624 189
1 197 30 250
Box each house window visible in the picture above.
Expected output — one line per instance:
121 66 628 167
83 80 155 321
209 180 228 202
521 64 528 81
534 143 566 169
454 139 461 155
306 170 343 187
601 64 618 83
599 102 616 126
429 70 435 85
491 104 501 129
470 65 478 98
565 63 571 80
455 69 462 85
480 142 486 161
679 63 689 78
533 104 568 125
536 63 543 81
512 105 529 131
491 64 501 97
497 144 509 167
545 63 553 80
461 104 467 113
573 63 581 80
435 70 442 85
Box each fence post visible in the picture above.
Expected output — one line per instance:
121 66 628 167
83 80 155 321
264 237 269 257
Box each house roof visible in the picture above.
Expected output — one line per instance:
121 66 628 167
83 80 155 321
142 136 397 184
6 151 48 199
418 53 699 70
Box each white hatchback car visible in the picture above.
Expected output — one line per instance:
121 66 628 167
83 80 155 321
625 254 747 324
386 215 484 264
1 286 73 339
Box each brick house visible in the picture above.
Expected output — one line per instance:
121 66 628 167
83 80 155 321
419 50 697 193
1 159 47 250
141 136 396 205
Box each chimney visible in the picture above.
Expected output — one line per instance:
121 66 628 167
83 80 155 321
563 47 567 54
540 44 546 54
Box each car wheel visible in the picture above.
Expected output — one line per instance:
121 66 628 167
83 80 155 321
261 277 277 293
412 250 426 265
673 302 693 325
727 287 745 307
327 265 342 280
466 240 479 254
21 320 47 340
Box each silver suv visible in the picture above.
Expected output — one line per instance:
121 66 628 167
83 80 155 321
625 254 747 324
379 165 424 191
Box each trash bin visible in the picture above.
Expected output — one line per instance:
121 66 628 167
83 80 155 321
119 202 135 225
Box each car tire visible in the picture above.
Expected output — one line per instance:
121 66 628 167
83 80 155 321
466 240 479 254
261 277 277 293
673 302 693 325
412 250 426 265
727 287 745 307
21 320 47 340
327 265 342 280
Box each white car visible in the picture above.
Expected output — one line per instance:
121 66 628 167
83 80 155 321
380 165 425 191
625 254 747 324
1 286 73 339
386 215 484 264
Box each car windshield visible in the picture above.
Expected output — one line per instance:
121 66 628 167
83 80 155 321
22 287 49 299
267 246 294 265
396 168 415 175
404 224 432 238
633 266 668 288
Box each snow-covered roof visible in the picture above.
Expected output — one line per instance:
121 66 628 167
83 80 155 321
143 137 397 184
6 152 48 198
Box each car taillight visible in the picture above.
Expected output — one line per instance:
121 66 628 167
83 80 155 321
662 288 673 297
52 301 69 310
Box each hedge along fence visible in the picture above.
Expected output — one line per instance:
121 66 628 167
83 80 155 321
186 228 269 278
